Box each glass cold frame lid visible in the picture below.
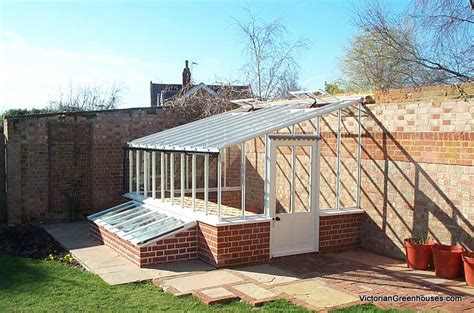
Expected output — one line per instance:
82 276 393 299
87 201 192 247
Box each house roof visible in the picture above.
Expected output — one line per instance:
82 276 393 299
129 97 362 153
181 82 219 98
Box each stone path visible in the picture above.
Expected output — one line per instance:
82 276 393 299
43 222 213 285
155 251 474 312
154 264 359 310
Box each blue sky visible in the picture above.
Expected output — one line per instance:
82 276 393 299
0 0 409 111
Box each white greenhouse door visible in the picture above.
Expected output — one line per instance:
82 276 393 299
269 140 319 258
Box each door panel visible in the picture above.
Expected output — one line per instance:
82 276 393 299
275 146 292 214
294 146 311 213
270 140 319 258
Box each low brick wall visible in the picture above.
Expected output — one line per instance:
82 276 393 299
90 221 143 266
89 219 270 268
197 221 271 267
89 221 198 267
319 213 363 252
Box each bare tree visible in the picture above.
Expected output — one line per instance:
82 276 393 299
235 10 308 99
166 83 251 119
340 29 433 91
275 71 301 99
49 82 124 112
351 0 473 87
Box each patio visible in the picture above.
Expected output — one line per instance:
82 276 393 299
44 222 473 311
156 251 474 311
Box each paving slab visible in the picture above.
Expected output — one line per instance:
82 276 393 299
194 287 240 305
234 264 298 285
201 287 235 298
43 222 213 285
43 222 96 249
159 270 244 295
230 282 280 305
273 279 359 310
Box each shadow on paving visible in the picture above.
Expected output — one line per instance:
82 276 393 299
42 222 101 251
268 252 472 297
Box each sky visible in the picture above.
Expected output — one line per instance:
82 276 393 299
0 0 409 111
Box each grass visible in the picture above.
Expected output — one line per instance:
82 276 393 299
332 305 413 313
0 255 410 312
0 255 304 312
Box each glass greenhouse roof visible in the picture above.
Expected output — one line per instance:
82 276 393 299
128 98 362 153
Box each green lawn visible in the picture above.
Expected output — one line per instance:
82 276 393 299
0 255 409 312
332 305 412 313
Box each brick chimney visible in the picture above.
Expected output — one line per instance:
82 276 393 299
182 60 191 88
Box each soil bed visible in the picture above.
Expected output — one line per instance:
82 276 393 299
0 224 66 259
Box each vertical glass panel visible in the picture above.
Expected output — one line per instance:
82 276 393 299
245 137 265 215
319 115 338 209
172 153 184 199
294 146 311 213
275 145 292 213
194 154 208 214
143 151 151 197
339 111 358 208
226 146 241 187
128 150 134 193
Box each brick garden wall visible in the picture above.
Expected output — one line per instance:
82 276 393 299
4 107 192 224
358 99 474 258
0 134 5 223
316 84 473 258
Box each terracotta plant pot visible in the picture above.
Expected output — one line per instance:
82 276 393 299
432 244 465 279
404 238 435 270
462 252 474 287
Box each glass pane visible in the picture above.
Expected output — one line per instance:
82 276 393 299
245 137 265 215
275 145 292 213
294 146 311 213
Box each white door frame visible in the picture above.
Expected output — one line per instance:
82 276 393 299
268 138 320 257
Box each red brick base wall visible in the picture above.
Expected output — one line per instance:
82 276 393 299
139 227 198 267
197 221 271 267
89 221 143 266
90 214 363 267
89 221 197 267
319 213 363 252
